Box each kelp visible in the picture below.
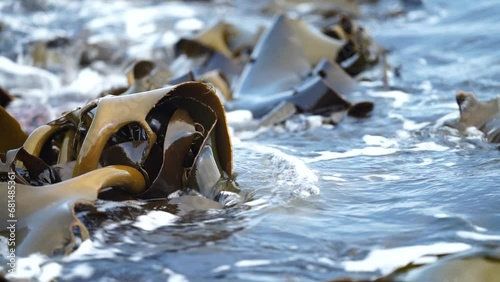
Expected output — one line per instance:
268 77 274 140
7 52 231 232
0 86 13 107
171 13 378 122
450 90 500 143
175 21 262 59
0 164 145 256
99 60 172 97
400 248 500 282
0 81 235 255
0 106 28 155
229 14 374 119
321 15 381 76
370 248 500 282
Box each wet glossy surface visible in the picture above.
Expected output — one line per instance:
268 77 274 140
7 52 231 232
1 0 500 281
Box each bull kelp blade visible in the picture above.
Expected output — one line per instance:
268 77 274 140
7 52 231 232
288 59 354 114
72 88 169 176
0 165 145 256
235 14 310 98
402 249 500 282
22 124 63 157
121 60 171 95
456 91 500 131
189 138 223 200
141 109 196 199
0 106 27 154
176 22 233 58
168 83 233 176
287 16 345 65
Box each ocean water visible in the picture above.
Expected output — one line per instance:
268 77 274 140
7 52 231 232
1 0 499 281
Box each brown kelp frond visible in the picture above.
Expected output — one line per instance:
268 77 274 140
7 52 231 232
0 86 13 108
0 165 145 256
322 15 382 76
0 106 28 154
0 148 60 186
378 248 500 282
452 90 500 143
175 21 262 59
0 81 235 256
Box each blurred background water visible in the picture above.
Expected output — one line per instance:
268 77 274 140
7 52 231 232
0 0 499 281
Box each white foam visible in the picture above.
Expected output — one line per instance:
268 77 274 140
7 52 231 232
96 200 143 212
244 143 319 198
304 147 398 163
306 115 323 129
175 18 204 31
6 253 48 280
434 112 459 129
363 135 398 148
410 142 448 152
39 262 63 282
342 242 470 275
368 90 410 108
235 259 272 267
0 56 61 98
465 127 485 139
389 113 430 131
163 268 189 282
64 263 95 280
322 175 348 182
226 110 254 125
457 231 500 241
133 210 179 231
362 174 401 181
63 239 121 262
417 158 434 166
243 198 270 211
212 265 231 273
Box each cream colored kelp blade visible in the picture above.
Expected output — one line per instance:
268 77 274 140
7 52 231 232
0 165 145 256
175 21 262 59
400 249 500 282
454 91 500 143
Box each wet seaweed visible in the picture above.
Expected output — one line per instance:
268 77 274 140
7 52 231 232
0 82 235 255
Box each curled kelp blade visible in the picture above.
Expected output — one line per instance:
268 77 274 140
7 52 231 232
141 88 231 199
166 83 233 176
0 106 27 154
0 148 60 186
0 165 145 256
140 108 197 199
398 249 500 282
188 136 227 200
72 88 169 176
